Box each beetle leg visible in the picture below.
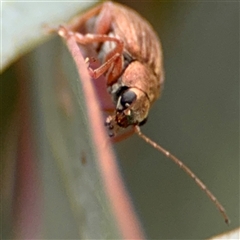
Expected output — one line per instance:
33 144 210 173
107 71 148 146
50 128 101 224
68 4 104 31
72 33 124 81
73 32 125 75
68 2 113 34
92 2 113 35
59 26 123 48
73 32 122 45
103 51 123 86
59 26 124 79
88 52 121 79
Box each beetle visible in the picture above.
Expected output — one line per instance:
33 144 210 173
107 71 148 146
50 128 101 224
56 1 229 224
59 1 164 137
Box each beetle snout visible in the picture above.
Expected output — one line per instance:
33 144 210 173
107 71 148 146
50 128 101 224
105 88 150 136
115 87 150 128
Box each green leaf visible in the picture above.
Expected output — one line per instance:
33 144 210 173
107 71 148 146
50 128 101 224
1 1 96 72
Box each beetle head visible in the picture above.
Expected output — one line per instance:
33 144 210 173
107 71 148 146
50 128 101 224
116 87 150 127
105 87 150 136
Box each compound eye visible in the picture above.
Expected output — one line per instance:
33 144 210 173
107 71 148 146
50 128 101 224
120 90 137 108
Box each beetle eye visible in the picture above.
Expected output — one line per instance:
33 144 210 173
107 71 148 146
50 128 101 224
120 90 137 107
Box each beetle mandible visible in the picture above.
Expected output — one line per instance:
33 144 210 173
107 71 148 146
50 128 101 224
56 1 229 224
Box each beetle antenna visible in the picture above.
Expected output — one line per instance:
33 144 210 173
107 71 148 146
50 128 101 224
134 126 230 224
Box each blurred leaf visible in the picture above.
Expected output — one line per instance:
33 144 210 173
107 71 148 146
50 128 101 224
25 36 122 239
1 1 96 72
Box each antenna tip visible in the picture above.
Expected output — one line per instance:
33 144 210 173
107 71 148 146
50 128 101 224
225 218 230 225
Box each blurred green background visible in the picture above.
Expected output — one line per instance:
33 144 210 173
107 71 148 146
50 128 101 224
116 1 239 239
1 1 239 239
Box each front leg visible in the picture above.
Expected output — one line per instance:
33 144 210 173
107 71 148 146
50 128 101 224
58 26 124 80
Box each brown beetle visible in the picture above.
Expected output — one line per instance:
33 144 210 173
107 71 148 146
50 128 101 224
56 1 229 224
58 1 164 136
